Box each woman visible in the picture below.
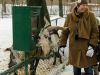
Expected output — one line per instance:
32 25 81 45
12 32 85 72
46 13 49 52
59 0 99 75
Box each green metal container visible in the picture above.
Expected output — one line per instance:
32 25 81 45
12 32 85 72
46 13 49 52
12 6 42 52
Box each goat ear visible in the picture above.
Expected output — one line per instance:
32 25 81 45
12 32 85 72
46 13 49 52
46 26 54 31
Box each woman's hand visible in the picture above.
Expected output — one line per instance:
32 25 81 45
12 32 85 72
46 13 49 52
86 46 94 57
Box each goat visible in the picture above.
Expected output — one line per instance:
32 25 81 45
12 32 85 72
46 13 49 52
7 26 68 75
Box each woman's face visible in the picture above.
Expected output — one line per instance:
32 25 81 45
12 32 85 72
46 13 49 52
77 4 88 13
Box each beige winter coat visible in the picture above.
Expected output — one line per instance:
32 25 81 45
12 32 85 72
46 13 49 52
60 7 99 68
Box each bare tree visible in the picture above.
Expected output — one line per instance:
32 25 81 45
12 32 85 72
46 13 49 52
89 0 91 3
11 0 15 5
26 1 51 75
27 0 51 26
59 0 63 17
71 0 75 2
2 0 6 13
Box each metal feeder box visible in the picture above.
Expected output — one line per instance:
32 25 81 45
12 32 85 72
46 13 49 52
12 6 42 52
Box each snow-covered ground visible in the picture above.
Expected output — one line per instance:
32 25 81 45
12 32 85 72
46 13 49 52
0 18 12 48
0 18 12 73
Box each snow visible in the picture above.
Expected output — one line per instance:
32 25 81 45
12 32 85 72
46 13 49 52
0 18 12 49
0 48 10 72
0 18 12 72
51 16 66 27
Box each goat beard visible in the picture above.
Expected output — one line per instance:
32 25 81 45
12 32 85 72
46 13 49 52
38 34 51 56
50 34 59 52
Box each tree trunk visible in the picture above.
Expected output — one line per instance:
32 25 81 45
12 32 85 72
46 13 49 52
27 0 50 26
59 0 63 17
89 0 91 3
71 0 75 2
11 0 15 5
2 0 6 13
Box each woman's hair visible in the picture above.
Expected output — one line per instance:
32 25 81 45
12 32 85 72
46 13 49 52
77 0 88 7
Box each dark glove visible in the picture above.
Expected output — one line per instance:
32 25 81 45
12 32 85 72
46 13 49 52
58 41 66 48
59 44 66 47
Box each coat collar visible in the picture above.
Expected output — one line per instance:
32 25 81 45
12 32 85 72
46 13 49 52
71 6 89 22
70 6 91 40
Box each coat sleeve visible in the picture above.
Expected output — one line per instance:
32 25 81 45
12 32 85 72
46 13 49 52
89 12 99 48
59 14 70 47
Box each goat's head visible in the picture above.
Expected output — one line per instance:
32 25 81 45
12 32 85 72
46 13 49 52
36 26 68 56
